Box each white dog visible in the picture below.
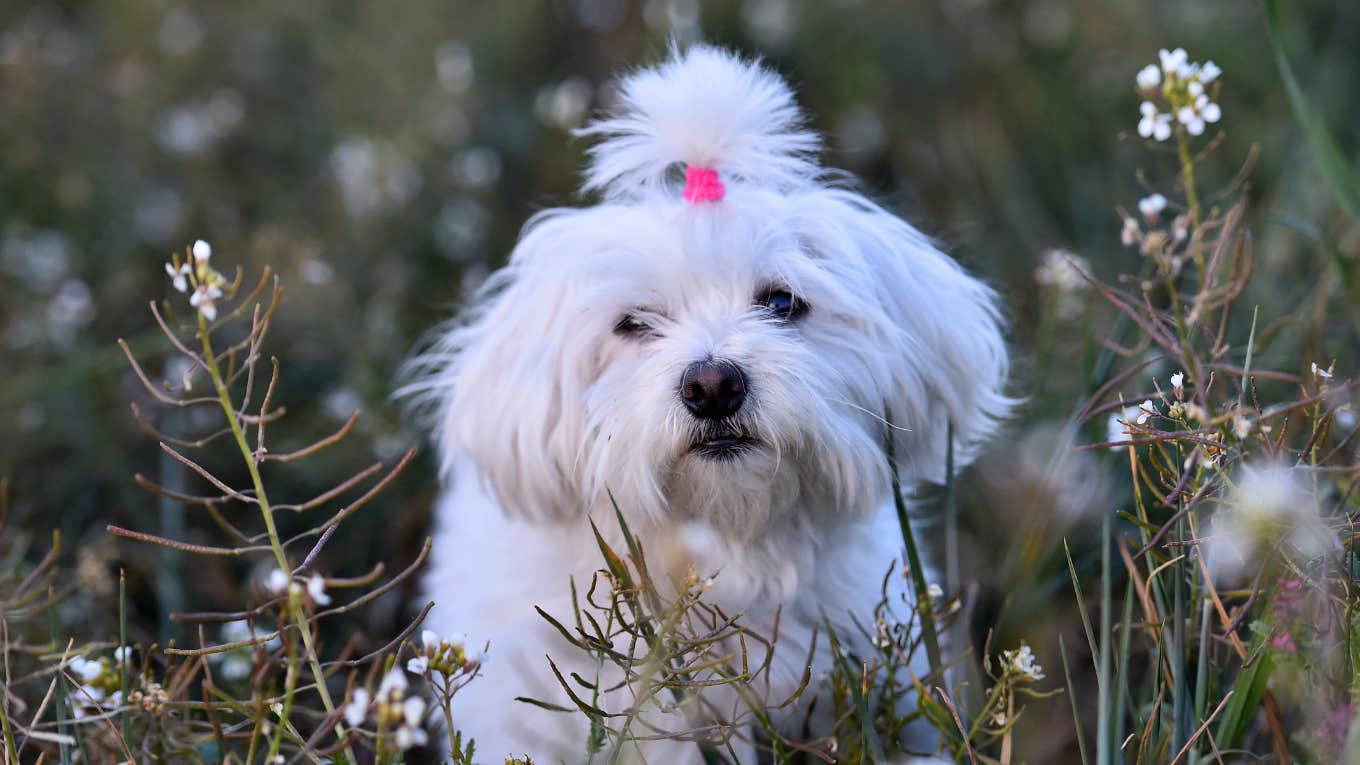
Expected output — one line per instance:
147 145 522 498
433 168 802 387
407 45 1009 763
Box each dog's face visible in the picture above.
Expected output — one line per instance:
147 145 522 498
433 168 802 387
410 47 1009 537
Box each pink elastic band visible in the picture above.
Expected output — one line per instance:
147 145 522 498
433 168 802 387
682 166 725 204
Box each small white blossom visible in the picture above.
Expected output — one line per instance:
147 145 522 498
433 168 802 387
406 655 429 674
165 261 189 292
1136 399 1158 425
343 688 370 727
1138 102 1173 142
68 656 104 683
1034 249 1089 293
1121 215 1141 246
306 573 331 606
1003 643 1045 682
1170 372 1185 398
421 629 440 653
1159 48 1188 77
1312 362 1334 381
377 669 408 699
1136 64 1161 91
926 583 944 600
1208 465 1334 583
192 239 212 262
1233 413 1253 439
1199 60 1221 84
114 646 133 663
189 283 222 321
265 568 289 595
1138 193 1167 220
402 696 426 727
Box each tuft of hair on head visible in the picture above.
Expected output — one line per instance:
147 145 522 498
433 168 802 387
578 43 821 201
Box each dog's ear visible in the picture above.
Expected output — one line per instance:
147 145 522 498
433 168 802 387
808 192 1012 485
404 212 595 520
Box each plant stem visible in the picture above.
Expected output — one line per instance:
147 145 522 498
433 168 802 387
196 312 354 762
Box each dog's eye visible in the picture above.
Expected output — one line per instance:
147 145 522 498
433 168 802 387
756 289 808 321
614 314 652 337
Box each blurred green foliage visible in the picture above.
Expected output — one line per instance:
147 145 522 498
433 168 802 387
2 1 1358 760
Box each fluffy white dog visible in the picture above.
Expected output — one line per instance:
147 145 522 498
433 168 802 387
408 45 1009 763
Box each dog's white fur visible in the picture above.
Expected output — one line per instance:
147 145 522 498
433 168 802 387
406 45 1009 763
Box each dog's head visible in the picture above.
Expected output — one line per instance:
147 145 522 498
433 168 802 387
409 46 1010 537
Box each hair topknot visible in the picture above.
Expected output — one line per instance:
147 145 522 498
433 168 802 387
578 44 821 201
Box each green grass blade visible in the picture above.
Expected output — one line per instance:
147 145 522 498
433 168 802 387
1262 0 1360 218
1214 639 1275 749
1060 635 1092 765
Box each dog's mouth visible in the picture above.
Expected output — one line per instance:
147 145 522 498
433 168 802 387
688 431 761 460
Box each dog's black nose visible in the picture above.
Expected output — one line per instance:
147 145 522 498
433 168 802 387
680 360 746 420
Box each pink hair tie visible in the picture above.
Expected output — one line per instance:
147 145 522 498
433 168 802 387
682 165 725 204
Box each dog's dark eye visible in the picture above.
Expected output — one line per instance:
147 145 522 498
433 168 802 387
756 289 808 321
614 314 652 337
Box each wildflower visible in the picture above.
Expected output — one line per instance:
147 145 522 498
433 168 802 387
343 688 370 727
1170 213 1190 243
1137 102 1173 142
1120 216 1141 248
265 568 289 595
1138 193 1167 221
114 646 133 664
1268 631 1299 654
1136 399 1157 425
926 583 944 600
395 696 429 749
192 239 212 262
406 654 430 674
1233 413 1252 439
1034 249 1089 292
1135 63 1161 91
189 283 222 321
1199 60 1221 84
1207 465 1334 583
306 573 331 606
165 261 190 292
1159 48 1189 78
1176 94 1221 136
377 668 409 699
1002 643 1044 682
1170 371 1184 398
68 655 104 683
1311 361 1334 381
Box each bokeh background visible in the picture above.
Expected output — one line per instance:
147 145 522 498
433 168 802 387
3 1 1358 760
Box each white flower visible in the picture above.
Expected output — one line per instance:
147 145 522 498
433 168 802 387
1136 399 1158 425
265 568 289 595
306 573 331 606
1159 48 1188 77
377 669 408 699
406 655 429 674
421 629 440 653
1177 94 1221 136
1138 193 1167 220
68 656 103 683
1106 405 1142 447
1199 60 1221 84
395 721 429 750
189 283 221 321
926 583 944 600
1034 249 1089 293
1004 643 1045 682
165 261 189 292
114 646 133 663
1138 102 1173 142
1233 413 1253 439
1136 64 1161 91
1121 215 1141 246
395 696 429 748
1208 465 1334 583
343 688 370 727
192 239 212 262
1170 372 1185 398
1312 362 1334 380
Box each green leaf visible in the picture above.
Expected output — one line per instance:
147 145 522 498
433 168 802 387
1213 642 1275 750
